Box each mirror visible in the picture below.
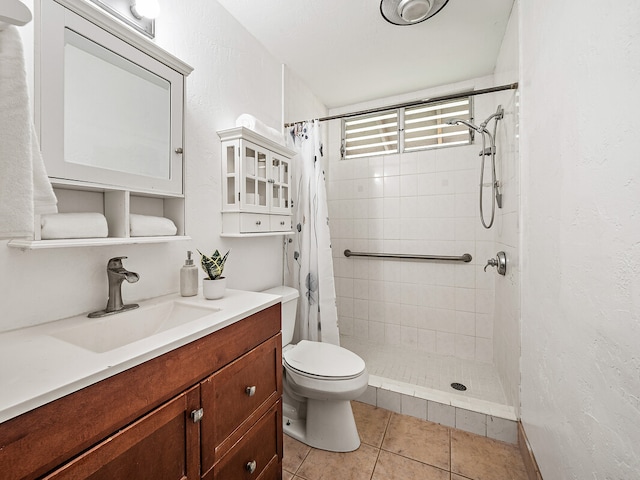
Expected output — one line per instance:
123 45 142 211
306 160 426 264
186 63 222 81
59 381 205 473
64 28 171 180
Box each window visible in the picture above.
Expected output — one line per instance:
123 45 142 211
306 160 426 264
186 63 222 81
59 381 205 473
341 97 472 159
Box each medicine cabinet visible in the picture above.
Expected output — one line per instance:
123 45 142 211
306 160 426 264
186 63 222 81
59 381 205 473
9 0 193 249
218 127 296 237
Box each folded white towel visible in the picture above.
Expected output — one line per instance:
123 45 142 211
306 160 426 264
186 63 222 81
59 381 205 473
236 114 285 146
0 25 57 238
129 214 177 237
41 213 108 240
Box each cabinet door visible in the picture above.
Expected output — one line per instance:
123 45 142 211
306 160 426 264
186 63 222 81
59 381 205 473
200 335 282 475
269 154 291 216
43 387 200 480
241 140 270 213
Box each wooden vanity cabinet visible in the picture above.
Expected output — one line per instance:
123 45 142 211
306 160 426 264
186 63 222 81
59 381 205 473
0 304 283 480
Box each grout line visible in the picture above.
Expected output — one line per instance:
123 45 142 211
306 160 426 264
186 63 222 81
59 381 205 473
368 444 382 480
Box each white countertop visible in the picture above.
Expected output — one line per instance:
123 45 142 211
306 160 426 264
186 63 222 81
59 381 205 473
0 289 280 424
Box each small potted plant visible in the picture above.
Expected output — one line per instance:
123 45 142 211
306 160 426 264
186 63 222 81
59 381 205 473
198 249 230 299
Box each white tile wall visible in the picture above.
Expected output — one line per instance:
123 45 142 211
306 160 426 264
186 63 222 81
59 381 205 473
329 141 498 361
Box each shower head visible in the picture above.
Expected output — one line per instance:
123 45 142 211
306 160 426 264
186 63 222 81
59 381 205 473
447 118 484 133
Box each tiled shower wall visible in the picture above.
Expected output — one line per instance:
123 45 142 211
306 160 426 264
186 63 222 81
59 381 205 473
326 132 499 363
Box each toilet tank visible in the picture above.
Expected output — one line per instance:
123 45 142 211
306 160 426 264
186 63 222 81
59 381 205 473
261 286 299 347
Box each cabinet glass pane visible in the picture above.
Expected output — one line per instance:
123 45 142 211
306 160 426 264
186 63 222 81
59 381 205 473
283 186 289 208
257 152 267 179
258 180 267 206
272 185 280 209
227 177 236 205
245 147 256 177
271 158 281 183
226 146 235 174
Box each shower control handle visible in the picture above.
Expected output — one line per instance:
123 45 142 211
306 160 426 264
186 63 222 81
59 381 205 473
484 251 507 275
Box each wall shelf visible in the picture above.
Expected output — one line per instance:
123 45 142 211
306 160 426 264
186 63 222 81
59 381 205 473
8 235 191 250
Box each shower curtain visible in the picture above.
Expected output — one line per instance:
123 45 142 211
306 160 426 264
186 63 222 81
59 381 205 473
290 121 340 346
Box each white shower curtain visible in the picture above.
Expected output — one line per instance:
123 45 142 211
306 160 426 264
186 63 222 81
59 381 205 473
290 121 340 346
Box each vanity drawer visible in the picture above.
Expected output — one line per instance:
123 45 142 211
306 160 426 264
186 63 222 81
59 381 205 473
203 401 282 480
200 334 282 473
269 215 291 232
239 213 270 233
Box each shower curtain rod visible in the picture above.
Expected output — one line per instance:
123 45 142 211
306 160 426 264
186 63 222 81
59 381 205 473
284 82 518 128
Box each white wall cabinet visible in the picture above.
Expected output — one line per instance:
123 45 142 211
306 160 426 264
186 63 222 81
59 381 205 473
9 0 193 250
218 127 296 236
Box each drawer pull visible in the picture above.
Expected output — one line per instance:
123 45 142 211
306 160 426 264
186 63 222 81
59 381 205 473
245 460 257 474
190 408 204 423
280 221 285 225
256 220 261 226
245 385 256 397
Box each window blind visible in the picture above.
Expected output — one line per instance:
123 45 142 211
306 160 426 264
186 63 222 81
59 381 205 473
341 97 471 159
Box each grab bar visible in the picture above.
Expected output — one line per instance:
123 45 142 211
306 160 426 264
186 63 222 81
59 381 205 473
343 249 472 263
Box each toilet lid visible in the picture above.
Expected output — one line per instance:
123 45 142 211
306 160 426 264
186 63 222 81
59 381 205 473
283 340 366 379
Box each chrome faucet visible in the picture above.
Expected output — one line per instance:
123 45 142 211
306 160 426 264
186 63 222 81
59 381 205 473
88 257 140 318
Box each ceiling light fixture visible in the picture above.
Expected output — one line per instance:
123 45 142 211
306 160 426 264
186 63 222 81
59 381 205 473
380 0 449 26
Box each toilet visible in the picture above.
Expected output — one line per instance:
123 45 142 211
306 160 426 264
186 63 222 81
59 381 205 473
262 286 369 452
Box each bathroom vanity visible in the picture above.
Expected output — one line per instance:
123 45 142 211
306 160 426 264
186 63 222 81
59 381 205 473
0 291 283 480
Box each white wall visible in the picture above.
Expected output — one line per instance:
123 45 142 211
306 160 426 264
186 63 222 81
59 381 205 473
325 77 517 368
520 0 640 477
0 1 324 332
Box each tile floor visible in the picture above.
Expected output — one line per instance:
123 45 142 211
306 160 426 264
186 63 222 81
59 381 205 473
282 401 528 480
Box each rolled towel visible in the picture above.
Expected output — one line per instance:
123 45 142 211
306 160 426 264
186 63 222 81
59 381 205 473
129 214 177 237
41 212 108 239
236 114 285 146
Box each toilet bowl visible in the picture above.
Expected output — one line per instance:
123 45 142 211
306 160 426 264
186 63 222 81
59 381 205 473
262 286 369 452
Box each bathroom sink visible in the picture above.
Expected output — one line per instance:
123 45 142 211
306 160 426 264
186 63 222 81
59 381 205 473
52 301 220 353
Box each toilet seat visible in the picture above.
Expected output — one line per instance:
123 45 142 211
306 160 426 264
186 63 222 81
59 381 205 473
283 340 366 380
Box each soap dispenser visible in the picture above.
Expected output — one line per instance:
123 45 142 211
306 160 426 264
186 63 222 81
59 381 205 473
180 250 198 297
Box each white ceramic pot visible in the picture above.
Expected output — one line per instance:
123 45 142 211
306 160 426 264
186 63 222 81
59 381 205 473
202 277 226 300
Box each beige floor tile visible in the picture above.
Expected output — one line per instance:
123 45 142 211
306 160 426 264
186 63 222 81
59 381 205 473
451 474 472 480
381 413 451 470
451 429 528 480
352 400 392 448
283 470 294 480
371 450 450 480
296 443 379 480
283 434 312 475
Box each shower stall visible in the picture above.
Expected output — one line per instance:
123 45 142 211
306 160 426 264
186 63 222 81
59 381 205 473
324 86 521 433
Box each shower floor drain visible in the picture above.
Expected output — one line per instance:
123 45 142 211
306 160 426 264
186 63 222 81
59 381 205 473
451 382 467 391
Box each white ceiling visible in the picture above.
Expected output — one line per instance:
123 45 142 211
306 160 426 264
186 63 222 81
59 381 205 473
217 0 515 109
